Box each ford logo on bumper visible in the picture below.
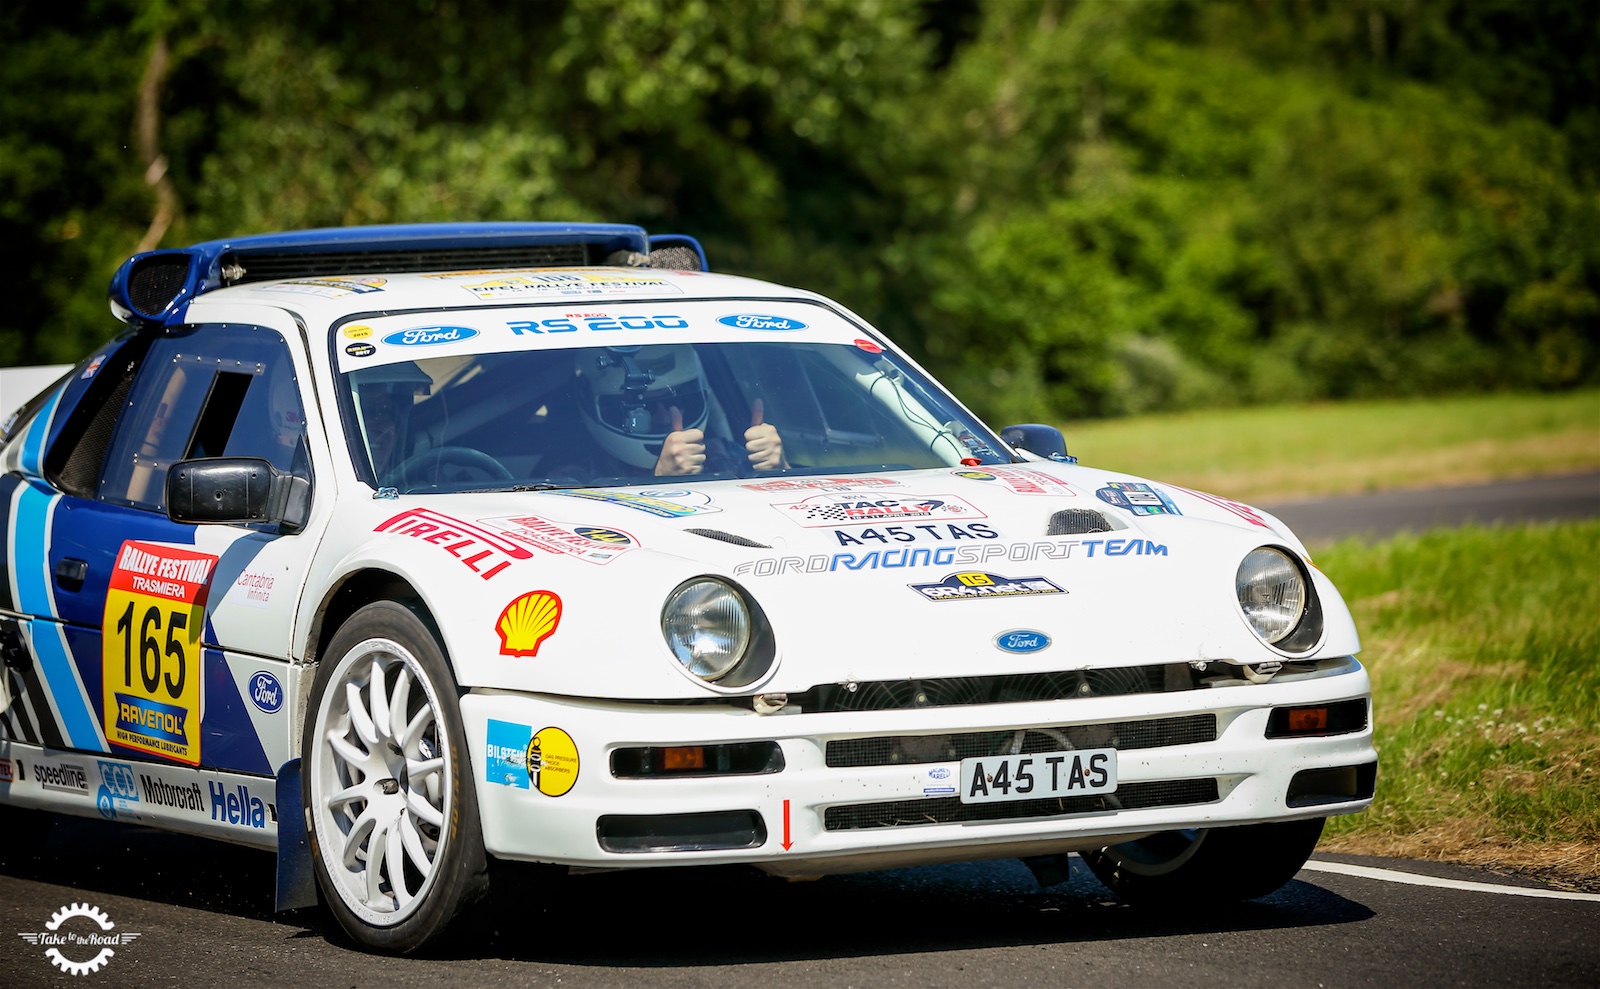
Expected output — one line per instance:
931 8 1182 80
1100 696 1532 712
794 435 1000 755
994 630 1052 654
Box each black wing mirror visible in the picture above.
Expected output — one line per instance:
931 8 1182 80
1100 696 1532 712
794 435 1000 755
1000 423 1074 463
166 458 310 533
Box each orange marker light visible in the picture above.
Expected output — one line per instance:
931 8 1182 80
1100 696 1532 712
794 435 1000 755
659 746 706 771
1287 707 1329 733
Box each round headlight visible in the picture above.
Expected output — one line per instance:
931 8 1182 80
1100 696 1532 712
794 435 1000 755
1235 548 1307 645
662 579 751 681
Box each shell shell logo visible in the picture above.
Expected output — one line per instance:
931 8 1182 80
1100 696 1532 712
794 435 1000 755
496 590 563 657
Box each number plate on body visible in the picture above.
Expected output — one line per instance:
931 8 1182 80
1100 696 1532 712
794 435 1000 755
959 748 1117 804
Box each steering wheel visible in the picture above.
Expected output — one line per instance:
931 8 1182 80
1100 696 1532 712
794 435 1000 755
393 446 513 487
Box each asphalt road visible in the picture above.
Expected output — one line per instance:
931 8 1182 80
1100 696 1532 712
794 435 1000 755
2 473 1597 987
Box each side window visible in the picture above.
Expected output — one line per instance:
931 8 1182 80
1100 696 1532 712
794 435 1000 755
99 325 309 513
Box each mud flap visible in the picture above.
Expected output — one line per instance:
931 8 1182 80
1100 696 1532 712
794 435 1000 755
275 759 318 911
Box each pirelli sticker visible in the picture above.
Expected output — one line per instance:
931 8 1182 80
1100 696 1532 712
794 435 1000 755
101 541 217 765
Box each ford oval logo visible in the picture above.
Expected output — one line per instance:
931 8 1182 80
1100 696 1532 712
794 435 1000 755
248 671 284 714
994 630 1052 654
382 325 478 347
717 314 808 331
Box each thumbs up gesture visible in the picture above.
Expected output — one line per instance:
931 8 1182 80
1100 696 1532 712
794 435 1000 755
744 398 787 471
654 405 707 475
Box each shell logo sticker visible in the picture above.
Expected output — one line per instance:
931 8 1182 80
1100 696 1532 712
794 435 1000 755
527 727 578 796
496 590 562 657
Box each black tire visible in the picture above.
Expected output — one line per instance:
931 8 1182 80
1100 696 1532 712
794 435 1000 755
302 601 488 953
1081 817 1325 906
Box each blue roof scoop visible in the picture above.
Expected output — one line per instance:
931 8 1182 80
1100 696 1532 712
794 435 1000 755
107 221 708 324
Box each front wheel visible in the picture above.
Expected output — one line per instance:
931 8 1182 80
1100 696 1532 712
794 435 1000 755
1081 817 1325 906
303 601 487 953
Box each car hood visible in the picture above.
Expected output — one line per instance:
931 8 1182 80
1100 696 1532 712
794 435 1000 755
329 463 1359 698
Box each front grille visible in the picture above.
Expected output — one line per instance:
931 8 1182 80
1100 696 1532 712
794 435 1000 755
794 664 1191 714
826 714 1216 768
824 778 1220 831
222 243 594 283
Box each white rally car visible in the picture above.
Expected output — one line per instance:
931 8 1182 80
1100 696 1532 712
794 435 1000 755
0 223 1375 952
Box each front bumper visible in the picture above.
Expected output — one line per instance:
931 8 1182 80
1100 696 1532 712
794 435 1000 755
461 659 1376 875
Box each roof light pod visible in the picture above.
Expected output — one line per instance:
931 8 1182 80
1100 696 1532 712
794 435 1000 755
661 577 775 690
1235 547 1325 656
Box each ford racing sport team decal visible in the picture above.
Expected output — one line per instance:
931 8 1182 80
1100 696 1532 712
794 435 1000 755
733 536 1168 577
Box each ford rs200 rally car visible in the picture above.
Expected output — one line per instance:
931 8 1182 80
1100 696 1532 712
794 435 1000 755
0 223 1375 953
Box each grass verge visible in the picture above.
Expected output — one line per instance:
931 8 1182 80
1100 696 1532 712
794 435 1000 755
1313 519 1600 889
1062 389 1600 503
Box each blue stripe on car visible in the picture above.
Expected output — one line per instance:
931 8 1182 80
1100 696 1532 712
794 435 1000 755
18 386 61 478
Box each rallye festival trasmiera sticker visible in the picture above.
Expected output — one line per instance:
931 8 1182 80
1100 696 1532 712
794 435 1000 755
101 541 217 765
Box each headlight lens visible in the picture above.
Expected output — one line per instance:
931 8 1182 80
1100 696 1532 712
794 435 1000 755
662 579 751 680
1235 548 1307 644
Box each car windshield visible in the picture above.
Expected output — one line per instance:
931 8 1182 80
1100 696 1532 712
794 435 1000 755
333 306 1009 493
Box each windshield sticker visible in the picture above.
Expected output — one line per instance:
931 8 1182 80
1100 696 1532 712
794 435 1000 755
460 272 682 300
717 314 808 331
80 354 106 380
373 508 534 579
740 476 901 493
495 590 563 658
260 276 387 298
507 313 689 335
775 494 985 527
101 541 217 766
952 467 1076 496
910 571 1066 602
550 489 721 518
1096 481 1181 516
733 537 1167 577
343 324 373 339
478 515 636 565
382 325 479 347
832 523 998 546
345 342 375 358
854 338 883 353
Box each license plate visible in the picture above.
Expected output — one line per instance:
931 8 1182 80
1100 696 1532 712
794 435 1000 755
959 748 1118 804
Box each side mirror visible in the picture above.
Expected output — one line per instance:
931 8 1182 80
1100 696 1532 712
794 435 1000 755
1001 423 1075 463
166 458 310 533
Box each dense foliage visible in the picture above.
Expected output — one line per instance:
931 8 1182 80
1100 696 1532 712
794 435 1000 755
3 0 1595 422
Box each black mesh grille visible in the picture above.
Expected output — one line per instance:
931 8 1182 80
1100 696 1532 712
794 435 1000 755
222 243 594 283
1048 508 1115 535
128 257 191 314
824 778 1220 831
647 245 703 271
794 664 1186 714
685 528 770 548
826 714 1216 768
56 363 137 497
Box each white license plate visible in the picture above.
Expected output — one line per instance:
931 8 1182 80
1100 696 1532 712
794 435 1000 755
959 748 1118 804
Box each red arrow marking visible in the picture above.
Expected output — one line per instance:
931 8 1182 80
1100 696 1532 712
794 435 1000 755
782 799 793 850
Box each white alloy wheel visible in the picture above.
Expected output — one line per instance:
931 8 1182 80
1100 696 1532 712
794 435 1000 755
304 601 486 952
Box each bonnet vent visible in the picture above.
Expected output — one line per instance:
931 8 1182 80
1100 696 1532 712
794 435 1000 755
1047 509 1115 535
686 528 770 549
219 242 593 284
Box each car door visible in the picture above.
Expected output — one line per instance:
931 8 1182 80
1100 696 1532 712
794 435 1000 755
1 317 325 787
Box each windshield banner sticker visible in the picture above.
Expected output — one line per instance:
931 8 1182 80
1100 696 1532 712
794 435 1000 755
459 272 682 300
952 467 1077 495
550 489 721 518
101 541 217 766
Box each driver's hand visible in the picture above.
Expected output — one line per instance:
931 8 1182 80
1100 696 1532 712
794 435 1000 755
745 398 787 471
655 406 706 475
